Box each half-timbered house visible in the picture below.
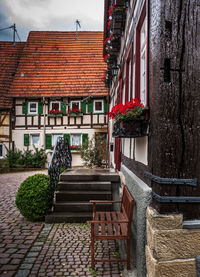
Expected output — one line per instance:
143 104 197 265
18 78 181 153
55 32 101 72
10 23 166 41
0 42 25 158
8 31 108 166
104 0 199 276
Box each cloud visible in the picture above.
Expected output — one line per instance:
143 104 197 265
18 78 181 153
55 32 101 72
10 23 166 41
0 0 104 41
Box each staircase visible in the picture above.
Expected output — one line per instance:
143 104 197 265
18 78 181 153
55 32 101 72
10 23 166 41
45 168 120 223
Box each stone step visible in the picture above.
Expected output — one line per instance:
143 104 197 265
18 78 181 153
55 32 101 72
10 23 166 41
60 168 120 182
56 181 111 191
45 212 92 223
55 190 112 202
54 201 113 212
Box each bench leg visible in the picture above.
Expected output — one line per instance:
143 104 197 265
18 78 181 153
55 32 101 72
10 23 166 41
91 237 95 269
127 238 131 270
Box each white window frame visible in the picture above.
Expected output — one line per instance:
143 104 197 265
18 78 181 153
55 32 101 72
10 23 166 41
50 101 61 111
52 134 63 146
31 134 40 146
0 143 3 158
140 17 147 106
93 100 104 113
71 134 82 147
70 101 80 110
28 102 38 115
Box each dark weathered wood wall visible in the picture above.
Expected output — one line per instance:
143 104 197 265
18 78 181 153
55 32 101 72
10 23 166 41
148 0 200 219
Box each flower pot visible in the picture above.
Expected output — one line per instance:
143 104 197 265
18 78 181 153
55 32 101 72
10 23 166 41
112 118 148 138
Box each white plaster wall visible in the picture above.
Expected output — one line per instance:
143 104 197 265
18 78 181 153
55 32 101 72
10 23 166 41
93 115 98 124
99 115 105 124
83 115 91 125
123 138 131 158
135 136 148 165
12 128 106 167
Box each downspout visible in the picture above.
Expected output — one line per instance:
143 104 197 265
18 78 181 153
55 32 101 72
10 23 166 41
43 97 46 148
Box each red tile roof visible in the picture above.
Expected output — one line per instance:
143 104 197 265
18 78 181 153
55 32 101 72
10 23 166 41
0 42 25 108
9 31 108 98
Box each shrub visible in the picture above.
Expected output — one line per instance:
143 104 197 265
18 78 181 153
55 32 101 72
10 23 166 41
80 135 107 168
16 174 50 221
5 147 47 168
5 148 22 167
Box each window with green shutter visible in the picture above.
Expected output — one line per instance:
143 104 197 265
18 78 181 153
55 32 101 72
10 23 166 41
24 134 29 146
61 102 67 114
38 101 43 115
22 102 28 114
82 133 88 145
81 101 86 113
45 134 52 149
88 100 93 113
64 133 70 145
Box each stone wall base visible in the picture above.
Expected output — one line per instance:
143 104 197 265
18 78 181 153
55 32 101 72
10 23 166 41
146 207 200 277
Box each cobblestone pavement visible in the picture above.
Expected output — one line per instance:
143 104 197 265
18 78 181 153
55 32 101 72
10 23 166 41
0 171 123 277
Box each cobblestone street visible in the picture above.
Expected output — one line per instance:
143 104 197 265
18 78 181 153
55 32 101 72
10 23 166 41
0 171 123 277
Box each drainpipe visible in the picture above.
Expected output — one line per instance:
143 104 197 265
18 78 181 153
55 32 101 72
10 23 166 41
43 97 46 148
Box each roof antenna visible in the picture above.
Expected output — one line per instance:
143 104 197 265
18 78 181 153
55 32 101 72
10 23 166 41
75 19 81 40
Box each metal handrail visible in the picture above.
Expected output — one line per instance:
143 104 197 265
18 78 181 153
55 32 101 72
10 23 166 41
48 136 72 209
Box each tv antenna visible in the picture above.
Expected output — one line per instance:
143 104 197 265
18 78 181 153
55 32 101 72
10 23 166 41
75 19 81 40
0 23 21 45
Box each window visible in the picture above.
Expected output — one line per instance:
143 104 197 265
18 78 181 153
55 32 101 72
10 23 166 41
0 144 3 158
135 1 147 106
140 18 147 105
50 101 61 111
53 134 63 146
32 135 40 146
28 102 38 115
93 100 104 113
71 134 81 146
71 101 80 110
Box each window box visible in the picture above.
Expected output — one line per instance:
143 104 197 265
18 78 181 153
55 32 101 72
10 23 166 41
68 112 83 117
112 118 148 138
47 113 63 117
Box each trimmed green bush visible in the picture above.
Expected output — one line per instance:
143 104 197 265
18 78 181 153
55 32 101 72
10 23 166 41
16 174 50 221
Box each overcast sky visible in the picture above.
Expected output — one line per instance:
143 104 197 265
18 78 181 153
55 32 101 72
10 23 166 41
0 0 104 42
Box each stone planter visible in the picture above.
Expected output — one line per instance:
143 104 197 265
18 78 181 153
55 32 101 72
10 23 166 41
112 118 148 138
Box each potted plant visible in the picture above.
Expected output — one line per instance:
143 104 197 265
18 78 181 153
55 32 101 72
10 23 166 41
109 98 148 138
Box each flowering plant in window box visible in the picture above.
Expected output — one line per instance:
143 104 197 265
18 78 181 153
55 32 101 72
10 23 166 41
68 108 83 117
48 109 63 117
50 146 54 150
104 54 117 65
109 98 148 138
70 145 81 151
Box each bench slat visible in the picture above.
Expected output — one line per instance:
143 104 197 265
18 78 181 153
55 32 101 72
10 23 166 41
111 211 121 236
106 212 113 235
117 211 127 236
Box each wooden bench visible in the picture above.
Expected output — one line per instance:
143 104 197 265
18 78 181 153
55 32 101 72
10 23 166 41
87 185 134 270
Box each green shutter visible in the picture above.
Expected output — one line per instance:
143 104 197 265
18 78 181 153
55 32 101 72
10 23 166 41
22 102 28 114
38 101 43 115
82 133 88 145
61 102 67 114
104 99 108 113
45 134 52 149
88 100 93 113
24 134 29 146
81 101 86 113
64 134 70 145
